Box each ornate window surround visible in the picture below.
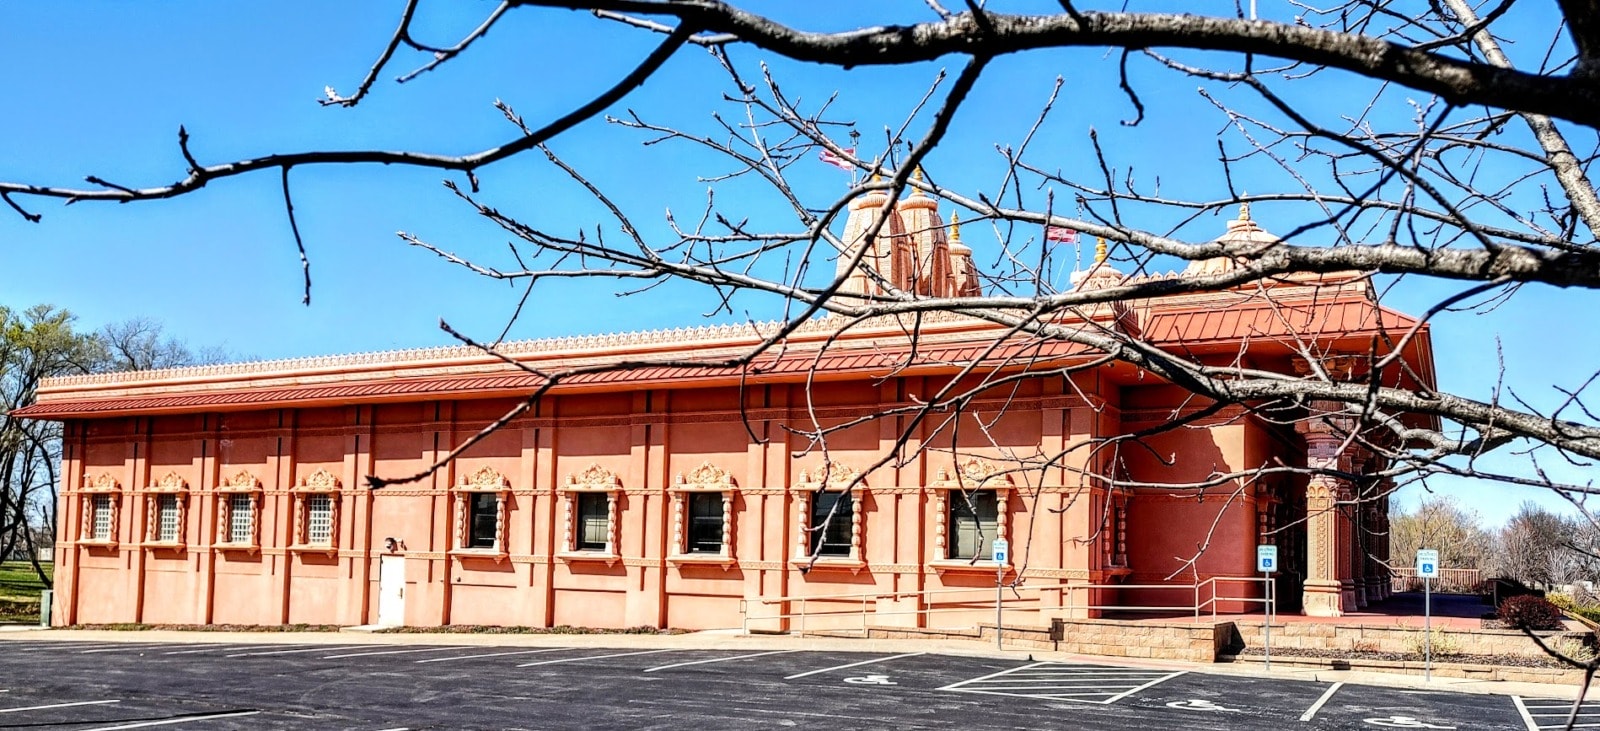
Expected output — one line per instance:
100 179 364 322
668 461 736 568
289 468 341 556
929 457 1013 574
142 471 189 550
790 461 866 571
450 465 511 561
214 470 263 553
558 463 621 565
79 472 121 549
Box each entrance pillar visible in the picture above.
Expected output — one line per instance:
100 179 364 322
1297 410 1360 617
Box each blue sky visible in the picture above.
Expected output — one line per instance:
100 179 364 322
1 1 1590 527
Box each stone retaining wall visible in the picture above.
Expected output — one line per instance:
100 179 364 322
861 619 1229 663
1232 621 1592 658
1222 653 1587 685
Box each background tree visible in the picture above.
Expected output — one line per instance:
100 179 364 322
0 306 102 582
1493 502 1600 588
1389 495 1496 574
0 307 224 585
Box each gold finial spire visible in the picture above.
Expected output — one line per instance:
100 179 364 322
949 211 961 242
1094 237 1107 263
1240 198 1251 221
910 166 927 197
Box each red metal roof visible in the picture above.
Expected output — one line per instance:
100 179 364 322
1143 300 1416 343
11 338 1092 419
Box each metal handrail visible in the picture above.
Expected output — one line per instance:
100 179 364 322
739 575 1277 636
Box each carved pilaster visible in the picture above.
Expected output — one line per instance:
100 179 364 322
1298 409 1363 617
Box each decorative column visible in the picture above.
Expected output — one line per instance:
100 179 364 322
1297 406 1360 617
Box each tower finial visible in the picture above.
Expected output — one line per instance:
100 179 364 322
1094 237 1108 263
910 166 927 197
949 211 961 242
1240 196 1251 221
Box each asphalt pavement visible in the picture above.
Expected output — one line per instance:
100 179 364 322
0 633 1588 729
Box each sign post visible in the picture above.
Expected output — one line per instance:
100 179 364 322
1257 545 1278 671
1417 548 1440 681
993 538 1010 650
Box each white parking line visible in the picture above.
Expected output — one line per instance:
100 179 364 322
324 647 462 660
81 644 167 654
0 699 120 714
225 645 363 657
415 648 567 664
939 662 1185 705
516 649 677 667
1515 697 1600 730
785 652 926 680
77 710 261 729
162 645 242 655
644 650 800 673
1300 682 1344 722
1102 671 1187 704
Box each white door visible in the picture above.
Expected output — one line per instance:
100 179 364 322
378 555 405 628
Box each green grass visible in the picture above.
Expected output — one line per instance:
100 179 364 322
0 561 53 623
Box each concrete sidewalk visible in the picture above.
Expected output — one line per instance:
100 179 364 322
2 623 1593 702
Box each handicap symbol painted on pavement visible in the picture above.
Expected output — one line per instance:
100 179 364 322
1364 716 1456 729
844 675 897 686
1166 699 1240 712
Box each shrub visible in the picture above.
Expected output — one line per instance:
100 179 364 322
1499 595 1567 631
1551 635 1598 663
1406 628 1462 657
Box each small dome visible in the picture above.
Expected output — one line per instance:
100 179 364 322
1072 238 1123 291
1186 201 1279 276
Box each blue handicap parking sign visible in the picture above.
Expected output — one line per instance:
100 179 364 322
1262 558 1274 569
1422 563 1434 574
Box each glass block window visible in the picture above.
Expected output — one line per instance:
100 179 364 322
156 494 180 542
92 495 114 541
306 494 334 545
228 494 254 544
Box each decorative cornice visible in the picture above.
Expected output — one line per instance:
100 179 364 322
795 461 864 490
931 457 1013 489
220 470 260 491
456 465 510 492
564 463 621 491
673 461 735 491
146 471 188 493
83 472 120 492
298 468 341 492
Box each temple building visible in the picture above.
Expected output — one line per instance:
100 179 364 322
15 198 1435 630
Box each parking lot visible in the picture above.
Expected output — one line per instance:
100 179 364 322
0 637 1585 729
